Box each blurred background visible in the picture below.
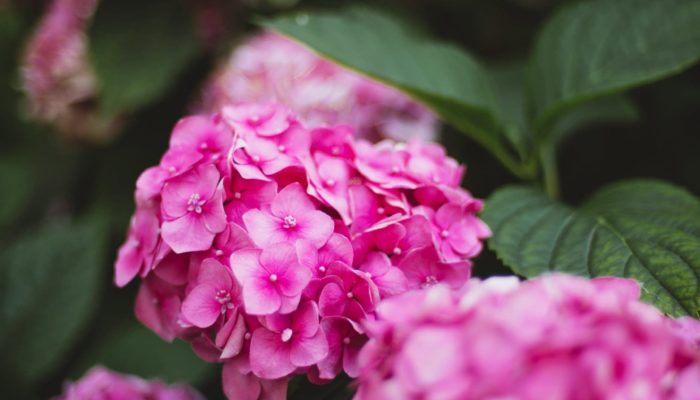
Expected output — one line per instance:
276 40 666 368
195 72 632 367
0 0 698 398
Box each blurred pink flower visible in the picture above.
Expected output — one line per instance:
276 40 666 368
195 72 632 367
54 366 202 400
199 32 438 142
21 0 121 142
355 274 700 400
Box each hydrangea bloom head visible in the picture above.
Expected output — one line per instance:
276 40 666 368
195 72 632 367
198 32 438 142
114 102 488 398
355 274 700 400
53 366 202 400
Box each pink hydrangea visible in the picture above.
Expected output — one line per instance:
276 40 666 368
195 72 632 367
114 102 488 399
355 274 700 400
20 0 121 142
198 32 438 142
53 366 202 400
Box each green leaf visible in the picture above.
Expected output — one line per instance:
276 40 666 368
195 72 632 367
528 0 700 132
488 63 531 159
0 219 107 383
89 0 200 114
74 323 214 385
0 156 33 230
482 180 700 317
550 94 639 145
264 8 530 178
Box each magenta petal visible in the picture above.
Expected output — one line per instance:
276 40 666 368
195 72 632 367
181 283 221 328
279 294 302 314
222 363 262 400
243 209 287 248
373 266 409 298
250 329 296 379
202 189 227 234
297 210 334 248
161 214 215 253
296 240 319 271
290 329 329 367
198 258 234 289
271 182 316 216
243 278 282 315
278 267 312 298
319 282 346 317
219 312 247 359
231 248 263 284
114 242 141 287
291 301 320 338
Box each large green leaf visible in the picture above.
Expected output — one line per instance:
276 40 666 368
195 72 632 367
482 180 700 317
73 323 214 385
264 8 529 177
528 0 700 132
0 219 107 383
89 0 200 114
549 94 639 146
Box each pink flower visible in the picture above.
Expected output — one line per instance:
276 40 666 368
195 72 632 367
318 263 379 320
161 164 227 253
225 173 277 225
317 316 366 379
199 32 437 142
169 115 233 164
398 245 470 290
222 360 288 400
296 233 354 280
232 244 311 315
114 208 160 287
114 103 489 396
134 275 183 342
355 274 700 400
53 366 202 400
250 301 329 379
20 0 120 142
358 252 408 298
243 183 334 249
181 258 240 328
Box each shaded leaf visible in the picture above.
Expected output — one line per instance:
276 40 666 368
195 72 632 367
550 94 639 145
528 0 700 131
264 8 530 177
482 180 700 317
89 0 200 114
0 218 107 382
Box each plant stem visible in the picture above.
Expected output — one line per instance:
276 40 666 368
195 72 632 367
539 142 560 199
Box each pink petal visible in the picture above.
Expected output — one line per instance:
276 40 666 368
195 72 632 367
202 189 227 234
373 266 409 298
278 266 312 298
291 301 321 338
244 277 282 315
243 209 287 248
318 282 346 317
181 283 222 328
219 312 247 359
296 210 334 248
198 258 234 289
222 363 261 400
231 248 263 284
250 329 296 379
271 182 316 216
296 240 319 271
290 329 329 367
319 233 353 266
161 164 220 218
114 241 141 287
161 213 216 253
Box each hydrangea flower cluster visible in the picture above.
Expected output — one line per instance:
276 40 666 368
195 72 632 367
115 102 489 399
355 274 700 400
53 366 203 400
198 32 438 142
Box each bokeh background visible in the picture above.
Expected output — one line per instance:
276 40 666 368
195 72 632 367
1 0 698 398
